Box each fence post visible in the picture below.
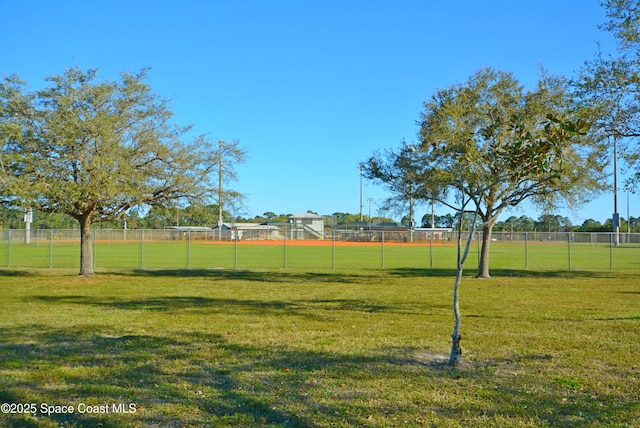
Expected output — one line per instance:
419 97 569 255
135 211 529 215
284 224 288 269
7 230 11 268
429 230 433 269
187 230 191 270
477 231 480 266
141 229 145 269
234 227 239 270
332 227 336 270
610 232 613 271
93 230 97 270
525 232 529 270
381 231 385 270
49 230 54 269
567 232 572 270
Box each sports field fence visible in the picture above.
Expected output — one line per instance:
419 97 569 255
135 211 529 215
1 228 639 272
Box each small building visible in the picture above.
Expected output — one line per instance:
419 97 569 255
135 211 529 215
212 223 282 240
340 221 373 230
414 227 453 241
370 222 409 231
164 226 214 240
288 213 325 239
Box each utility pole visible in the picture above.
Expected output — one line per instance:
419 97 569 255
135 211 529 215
627 191 631 235
431 200 435 229
613 136 620 246
359 165 364 222
218 140 224 240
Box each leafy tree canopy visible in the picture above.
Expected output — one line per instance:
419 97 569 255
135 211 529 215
574 0 640 186
364 68 607 278
0 67 229 275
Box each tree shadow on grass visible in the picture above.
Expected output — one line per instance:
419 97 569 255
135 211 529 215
0 269 38 277
389 267 640 279
1 324 636 427
28 294 435 319
31 295 307 315
106 268 370 284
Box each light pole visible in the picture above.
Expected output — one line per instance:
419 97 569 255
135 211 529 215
613 136 620 246
431 200 435 229
407 142 416 229
359 165 364 222
218 140 224 240
628 191 631 236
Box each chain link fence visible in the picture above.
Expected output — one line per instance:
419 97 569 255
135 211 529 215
1 228 639 271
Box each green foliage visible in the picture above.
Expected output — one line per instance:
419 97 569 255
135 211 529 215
574 0 640 187
360 140 425 220
419 69 604 214
0 67 235 275
601 0 640 49
411 68 606 277
213 139 248 225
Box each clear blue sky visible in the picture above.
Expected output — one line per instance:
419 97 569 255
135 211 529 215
2 0 630 225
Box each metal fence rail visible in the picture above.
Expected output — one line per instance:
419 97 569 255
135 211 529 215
1 229 639 271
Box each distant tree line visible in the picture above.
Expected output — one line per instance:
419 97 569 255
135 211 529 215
419 211 640 233
2 203 637 233
0 206 400 230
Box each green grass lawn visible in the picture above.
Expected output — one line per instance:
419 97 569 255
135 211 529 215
1 239 640 272
0 268 638 427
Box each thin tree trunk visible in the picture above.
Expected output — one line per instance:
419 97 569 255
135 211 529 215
79 213 94 276
449 205 480 366
218 142 223 241
476 222 493 278
449 247 464 365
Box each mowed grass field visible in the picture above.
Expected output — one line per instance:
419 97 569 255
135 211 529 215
0 267 638 427
2 238 640 271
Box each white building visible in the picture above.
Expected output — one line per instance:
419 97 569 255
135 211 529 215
288 213 325 239
211 223 282 240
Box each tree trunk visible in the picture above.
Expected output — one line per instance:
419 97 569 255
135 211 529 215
449 266 464 366
476 222 494 278
448 200 482 366
79 213 94 276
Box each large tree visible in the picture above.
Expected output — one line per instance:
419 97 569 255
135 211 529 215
364 68 606 278
444 116 587 366
574 0 640 186
438 109 593 365
0 67 227 276
417 68 606 278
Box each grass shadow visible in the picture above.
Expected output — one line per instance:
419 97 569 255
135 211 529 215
105 268 369 284
1 324 635 427
0 269 38 277
389 267 640 279
31 295 303 314
28 295 434 319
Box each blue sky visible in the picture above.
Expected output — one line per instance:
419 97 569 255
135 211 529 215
2 0 630 225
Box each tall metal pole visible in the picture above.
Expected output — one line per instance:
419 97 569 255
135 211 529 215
627 191 631 235
431 200 435 229
614 136 620 246
359 166 364 222
218 141 224 240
